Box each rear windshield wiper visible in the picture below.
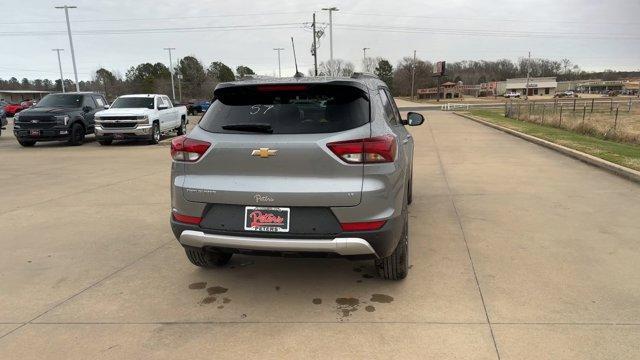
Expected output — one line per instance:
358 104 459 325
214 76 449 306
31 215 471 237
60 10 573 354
221 123 273 133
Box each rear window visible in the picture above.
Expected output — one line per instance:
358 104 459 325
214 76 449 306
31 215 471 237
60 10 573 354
199 84 370 134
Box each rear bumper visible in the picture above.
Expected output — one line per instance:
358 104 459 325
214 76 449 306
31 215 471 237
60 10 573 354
170 212 404 258
179 230 377 257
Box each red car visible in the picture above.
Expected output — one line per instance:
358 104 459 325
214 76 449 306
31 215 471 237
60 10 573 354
3 103 24 117
3 100 35 116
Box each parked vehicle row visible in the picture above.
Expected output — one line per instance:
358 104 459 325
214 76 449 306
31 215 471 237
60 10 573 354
11 92 187 146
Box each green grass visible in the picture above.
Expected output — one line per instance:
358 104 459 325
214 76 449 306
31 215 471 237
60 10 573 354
468 109 640 171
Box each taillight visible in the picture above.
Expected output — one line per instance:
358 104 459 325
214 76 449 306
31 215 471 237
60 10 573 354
171 136 211 162
257 85 308 92
327 135 396 164
340 220 386 232
172 212 202 225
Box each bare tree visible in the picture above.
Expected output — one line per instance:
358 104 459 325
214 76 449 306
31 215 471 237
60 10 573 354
317 59 355 77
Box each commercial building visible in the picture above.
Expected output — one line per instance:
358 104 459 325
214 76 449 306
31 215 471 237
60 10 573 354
505 77 557 96
0 90 51 103
416 82 462 99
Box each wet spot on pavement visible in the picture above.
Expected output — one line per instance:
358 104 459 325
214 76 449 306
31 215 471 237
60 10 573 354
201 296 216 304
207 286 228 295
362 274 374 279
223 297 231 304
275 286 280 291
241 314 247 319
356 280 363 283
188 282 207 290
312 298 322 305
365 305 376 312
370 294 394 303
336 297 360 317
217 305 224 309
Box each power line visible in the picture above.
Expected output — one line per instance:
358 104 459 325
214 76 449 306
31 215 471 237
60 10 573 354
338 11 640 26
4 11 310 25
0 23 306 37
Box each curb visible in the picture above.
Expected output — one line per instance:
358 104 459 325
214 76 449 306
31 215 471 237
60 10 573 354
454 112 640 184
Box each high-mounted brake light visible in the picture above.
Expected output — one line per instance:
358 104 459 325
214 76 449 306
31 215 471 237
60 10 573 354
171 136 211 162
340 220 386 232
256 85 308 92
327 135 397 164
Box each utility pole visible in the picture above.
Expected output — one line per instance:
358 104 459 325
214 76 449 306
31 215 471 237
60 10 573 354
362 47 370 72
322 7 339 61
177 74 183 103
55 5 80 92
273 48 284 77
52 48 65 93
525 51 531 100
163 47 176 101
312 13 318 76
411 50 416 101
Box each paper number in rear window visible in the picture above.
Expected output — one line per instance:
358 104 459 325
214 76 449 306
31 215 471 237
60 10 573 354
199 84 370 134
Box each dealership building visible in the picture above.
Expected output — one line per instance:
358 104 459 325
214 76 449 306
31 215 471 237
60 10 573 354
505 77 557 96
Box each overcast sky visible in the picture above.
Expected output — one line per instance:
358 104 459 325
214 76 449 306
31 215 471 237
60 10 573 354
1 0 639 81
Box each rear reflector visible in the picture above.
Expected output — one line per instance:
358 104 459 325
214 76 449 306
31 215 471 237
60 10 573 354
172 212 202 225
327 135 396 164
340 220 386 232
171 136 211 162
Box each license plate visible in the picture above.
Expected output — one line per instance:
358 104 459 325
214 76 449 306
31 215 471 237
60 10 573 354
244 206 290 232
30 129 40 136
114 133 124 139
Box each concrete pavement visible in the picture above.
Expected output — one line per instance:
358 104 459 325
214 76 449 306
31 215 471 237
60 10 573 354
0 112 639 359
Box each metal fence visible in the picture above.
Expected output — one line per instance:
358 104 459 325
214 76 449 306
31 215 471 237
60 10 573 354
505 98 640 143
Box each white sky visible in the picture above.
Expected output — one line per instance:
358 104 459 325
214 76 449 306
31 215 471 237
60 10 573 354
1 0 639 81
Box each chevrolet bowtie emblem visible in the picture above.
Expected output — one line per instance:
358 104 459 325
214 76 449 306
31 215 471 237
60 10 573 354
251 148 278 158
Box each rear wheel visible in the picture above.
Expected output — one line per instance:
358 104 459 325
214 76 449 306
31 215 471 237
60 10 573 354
98 139 113 146
184 247 232 268
68 122 85 146
18 139 36 147
177 118 186 135
148 122 160 144
375 216 409 280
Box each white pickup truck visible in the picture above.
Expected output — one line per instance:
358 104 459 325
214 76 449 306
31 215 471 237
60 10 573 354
94 94 187 145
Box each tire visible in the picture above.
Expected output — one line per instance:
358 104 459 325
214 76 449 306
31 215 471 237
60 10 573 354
18 139 36 147
67 122 85 146
148 122 160 144
177 118 186 135
98 139 113 146
184 247 232 268
375 215 409 280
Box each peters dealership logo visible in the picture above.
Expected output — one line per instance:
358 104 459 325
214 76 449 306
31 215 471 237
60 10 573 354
248 210 284 228
254 194 274 203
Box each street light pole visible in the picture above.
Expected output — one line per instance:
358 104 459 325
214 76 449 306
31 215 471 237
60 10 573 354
321 7 339 61
52 48 65 93
177 74 183 103
55 5 79 92
525 51 531 100
164 47 176 101
362 47 369 72
411 50 416 101
273 48 284 77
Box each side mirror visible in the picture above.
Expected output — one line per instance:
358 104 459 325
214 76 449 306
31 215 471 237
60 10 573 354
158 105 168 110
103 104 110 109
82 106 92 113
406 112 425 126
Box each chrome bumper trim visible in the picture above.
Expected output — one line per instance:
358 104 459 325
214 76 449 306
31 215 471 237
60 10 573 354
95 124 151 135
179 230 377 257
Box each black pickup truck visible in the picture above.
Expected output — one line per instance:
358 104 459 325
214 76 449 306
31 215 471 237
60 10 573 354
13 92 108 146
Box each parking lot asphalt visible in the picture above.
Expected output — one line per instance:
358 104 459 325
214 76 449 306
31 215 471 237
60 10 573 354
1 111 639 359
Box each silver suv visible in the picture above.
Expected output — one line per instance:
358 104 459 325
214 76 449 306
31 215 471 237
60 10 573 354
170 75 424 280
